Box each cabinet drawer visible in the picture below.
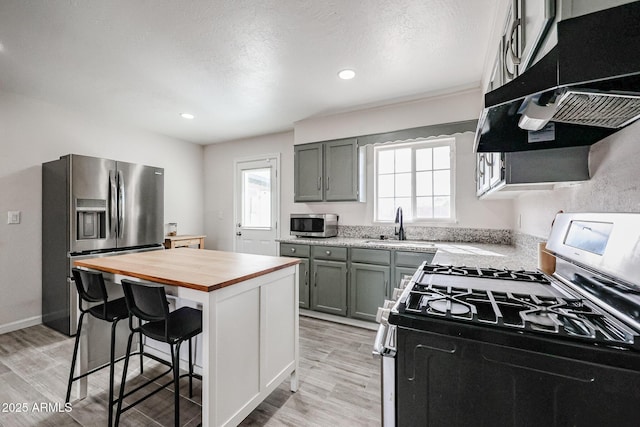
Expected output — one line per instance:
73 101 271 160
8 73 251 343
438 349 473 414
395 251 434 268
312 245 347 261
280 243 310 258
351 248 391 265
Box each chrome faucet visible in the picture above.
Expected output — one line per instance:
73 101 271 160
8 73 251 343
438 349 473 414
394 207 406 240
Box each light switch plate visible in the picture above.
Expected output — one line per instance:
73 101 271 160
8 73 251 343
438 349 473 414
8 211 20 224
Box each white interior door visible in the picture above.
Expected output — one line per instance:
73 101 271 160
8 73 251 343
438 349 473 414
234 156 279 255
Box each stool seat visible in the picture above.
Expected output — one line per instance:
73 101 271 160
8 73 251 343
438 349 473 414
88 297 129 322
140 306 202 343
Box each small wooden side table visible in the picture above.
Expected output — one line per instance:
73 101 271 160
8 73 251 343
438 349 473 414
164 235 206 249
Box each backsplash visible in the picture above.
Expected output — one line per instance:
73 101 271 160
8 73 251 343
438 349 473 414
338 225 512 245
512 232 547 261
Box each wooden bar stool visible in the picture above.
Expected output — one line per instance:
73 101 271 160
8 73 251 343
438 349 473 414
115 279 202 426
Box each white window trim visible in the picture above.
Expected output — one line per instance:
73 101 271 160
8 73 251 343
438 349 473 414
372 137 457 225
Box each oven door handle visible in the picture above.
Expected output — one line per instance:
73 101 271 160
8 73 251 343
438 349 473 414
372 324 388 359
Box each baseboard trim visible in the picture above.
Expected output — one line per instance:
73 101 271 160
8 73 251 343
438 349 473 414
299 309 378 331
0 316 42 335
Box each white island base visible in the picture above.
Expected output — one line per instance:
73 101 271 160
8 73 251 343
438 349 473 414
74 249 299 427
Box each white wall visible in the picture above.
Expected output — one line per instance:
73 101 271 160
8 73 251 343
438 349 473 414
0 91 204 332
203 131 294 251
295 89 483 144
513 120 640 238
203 90 513 253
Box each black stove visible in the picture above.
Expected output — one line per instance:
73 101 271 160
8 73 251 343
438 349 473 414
381 213 640 427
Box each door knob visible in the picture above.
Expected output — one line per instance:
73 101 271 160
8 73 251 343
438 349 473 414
236 231 242 236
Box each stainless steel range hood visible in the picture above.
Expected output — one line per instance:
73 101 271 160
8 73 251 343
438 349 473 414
475 1 640 152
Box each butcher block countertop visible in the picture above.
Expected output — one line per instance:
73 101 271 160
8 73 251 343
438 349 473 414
74 248 300 292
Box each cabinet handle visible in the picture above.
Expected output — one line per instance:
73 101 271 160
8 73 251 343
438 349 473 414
326 176 330 191
290 247 296 253
485 154 494 167
305 270 308 287
384 280 388 298
317 176 322 191
325 250 331 256
503 36 515 80
509 18 522 65
314 271 317 287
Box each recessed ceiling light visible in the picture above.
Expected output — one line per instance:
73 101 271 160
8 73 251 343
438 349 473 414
180 113 195 120
338 69 356 80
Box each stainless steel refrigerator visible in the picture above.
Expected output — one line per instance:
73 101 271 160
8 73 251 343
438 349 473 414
42 154 164 336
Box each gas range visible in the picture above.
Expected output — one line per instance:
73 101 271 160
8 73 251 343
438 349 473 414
396 265 640 349
375 213 640 427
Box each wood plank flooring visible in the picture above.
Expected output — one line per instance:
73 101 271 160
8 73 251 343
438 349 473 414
0 316 381 426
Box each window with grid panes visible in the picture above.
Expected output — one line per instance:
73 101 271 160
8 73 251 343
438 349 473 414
374 138 455 222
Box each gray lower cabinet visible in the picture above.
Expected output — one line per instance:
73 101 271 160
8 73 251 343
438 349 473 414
311 259 348 316
350 263 389 322
298 259 310 309
280 242 434 321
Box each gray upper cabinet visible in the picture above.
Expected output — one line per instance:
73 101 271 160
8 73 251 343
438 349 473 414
519 0 556 71
489 0 556 91
294 138 360 202
293 142 323 202
324 139 358 201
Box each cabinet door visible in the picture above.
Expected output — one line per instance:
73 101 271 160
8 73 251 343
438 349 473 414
294 143 323 202
350 263 389 322
311 260 347 316
501 0 521 84
324 138 358 201
488 152 503 188
299 259 310 309
519 0 556 70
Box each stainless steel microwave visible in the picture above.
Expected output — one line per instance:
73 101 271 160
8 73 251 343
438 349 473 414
290 213 339 238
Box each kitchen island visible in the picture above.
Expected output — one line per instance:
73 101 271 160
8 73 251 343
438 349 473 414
74 248 300 427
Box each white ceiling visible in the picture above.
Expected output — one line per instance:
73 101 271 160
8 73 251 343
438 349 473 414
0 0 498 144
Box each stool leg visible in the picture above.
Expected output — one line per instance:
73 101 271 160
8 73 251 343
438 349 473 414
172 342 182 427
138 319 144 375
114 331 135 427
65 312 86 403
188 337 193 398
108 319 119 427
139 330 144 375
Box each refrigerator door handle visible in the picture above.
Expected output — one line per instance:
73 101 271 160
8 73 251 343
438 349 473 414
117 170 125 239
109 170 118 236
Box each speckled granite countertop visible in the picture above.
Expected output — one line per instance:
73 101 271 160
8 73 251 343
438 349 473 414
277 237 538 271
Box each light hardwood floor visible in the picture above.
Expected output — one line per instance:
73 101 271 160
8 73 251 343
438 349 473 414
0 316 381 426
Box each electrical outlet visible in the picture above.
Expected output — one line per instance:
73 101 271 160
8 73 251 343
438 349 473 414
8 211 21 224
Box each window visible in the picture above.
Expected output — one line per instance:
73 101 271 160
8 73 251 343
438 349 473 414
374 138 455 222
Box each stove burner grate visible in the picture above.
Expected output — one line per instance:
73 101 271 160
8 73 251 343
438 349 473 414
399 283 639 348
421 264 551 284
